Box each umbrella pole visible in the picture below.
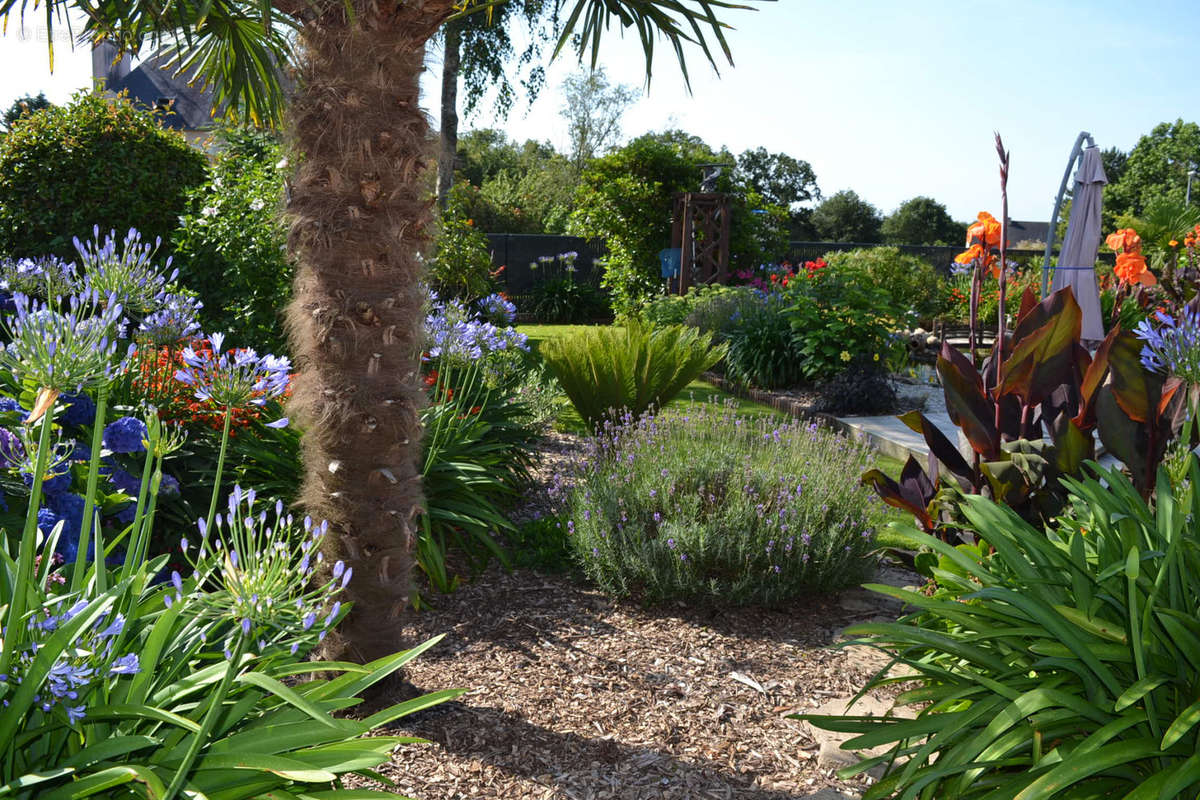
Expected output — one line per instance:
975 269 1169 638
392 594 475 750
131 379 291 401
1041 131 1095 298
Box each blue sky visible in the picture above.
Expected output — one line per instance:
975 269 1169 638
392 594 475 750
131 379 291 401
1 0 1196 222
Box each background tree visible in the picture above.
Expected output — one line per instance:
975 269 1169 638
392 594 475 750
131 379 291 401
736 147 819 209
1 92 52 132
2 0 760 663
436 1 555 208
562 66 639 169
811 189 882 243
735 147 818 242
1105 119 1200 224
570 129 789 315
1102 146 1128 187
881 195 964 245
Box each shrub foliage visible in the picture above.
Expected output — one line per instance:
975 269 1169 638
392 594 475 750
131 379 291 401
557 406 880 605
539 320 726 430
0 92 207 259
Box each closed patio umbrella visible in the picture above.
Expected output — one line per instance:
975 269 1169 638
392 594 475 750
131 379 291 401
1050 144 1107 341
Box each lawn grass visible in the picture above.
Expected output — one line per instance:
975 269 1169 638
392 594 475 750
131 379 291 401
518 324 599 357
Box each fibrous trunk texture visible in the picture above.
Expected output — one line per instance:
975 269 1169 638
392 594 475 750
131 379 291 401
285 0 454 663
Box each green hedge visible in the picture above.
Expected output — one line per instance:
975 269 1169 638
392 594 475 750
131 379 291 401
0 91 207 259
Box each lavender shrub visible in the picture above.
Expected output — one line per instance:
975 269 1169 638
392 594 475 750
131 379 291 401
554 402 880 606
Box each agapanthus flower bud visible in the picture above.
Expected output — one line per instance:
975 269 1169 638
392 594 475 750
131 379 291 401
0 290 132 392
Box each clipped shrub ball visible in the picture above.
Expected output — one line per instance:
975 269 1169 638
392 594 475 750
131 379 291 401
556 403 880 605
0 91 207 259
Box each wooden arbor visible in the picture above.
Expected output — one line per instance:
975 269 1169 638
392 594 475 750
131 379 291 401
670 192 732 293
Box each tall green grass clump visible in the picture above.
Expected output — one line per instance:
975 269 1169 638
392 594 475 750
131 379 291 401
800 460 1200 799
553 403 880 605
539 320 726 430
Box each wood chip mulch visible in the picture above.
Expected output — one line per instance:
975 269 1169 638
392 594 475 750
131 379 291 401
374 566 898 800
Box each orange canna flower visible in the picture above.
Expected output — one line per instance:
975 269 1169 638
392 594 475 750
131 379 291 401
965 211 1004 250
1170 239 1179 248
955 244 984 265
1114 251 1155 286
1105 228 1142 254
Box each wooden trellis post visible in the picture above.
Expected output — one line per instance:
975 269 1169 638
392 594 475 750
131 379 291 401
670 192 732 294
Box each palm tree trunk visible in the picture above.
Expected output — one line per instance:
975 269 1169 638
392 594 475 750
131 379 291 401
436 20 462 210
285 0 454 663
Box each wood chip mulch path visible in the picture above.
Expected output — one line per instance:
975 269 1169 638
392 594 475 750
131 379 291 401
375 566 900 800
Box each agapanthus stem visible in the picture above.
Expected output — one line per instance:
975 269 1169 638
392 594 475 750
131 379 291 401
162 632 248 800
119 423 160 590
73 385 109 593
0 398 57 680
205 404 234 535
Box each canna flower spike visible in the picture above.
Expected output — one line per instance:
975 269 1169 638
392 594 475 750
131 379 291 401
1106 228 1155 286
956 211 1007 279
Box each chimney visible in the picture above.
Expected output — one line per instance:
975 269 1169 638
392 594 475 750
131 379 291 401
91 41 132 90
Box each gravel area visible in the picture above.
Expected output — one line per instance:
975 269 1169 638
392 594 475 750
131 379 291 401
378 566 908 800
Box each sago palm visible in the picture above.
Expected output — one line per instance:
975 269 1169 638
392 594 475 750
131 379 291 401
0 0 763 661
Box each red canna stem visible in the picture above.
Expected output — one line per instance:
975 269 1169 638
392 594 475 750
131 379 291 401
968 263 980 368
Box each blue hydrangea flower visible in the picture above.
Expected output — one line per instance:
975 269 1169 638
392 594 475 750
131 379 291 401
103 467 141 496
159 473 180 496
47 493 85 550
60 393 97 428
103 417 148 454
0 397 25 415
113 503 138 527
23 465 72 496
69 440 92 463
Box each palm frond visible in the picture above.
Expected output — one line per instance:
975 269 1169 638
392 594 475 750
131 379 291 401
1 0 297 126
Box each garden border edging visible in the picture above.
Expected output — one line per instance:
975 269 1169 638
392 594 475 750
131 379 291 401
699 372 917 463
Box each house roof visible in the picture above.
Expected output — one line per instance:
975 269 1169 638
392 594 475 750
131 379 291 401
1008 219 1051 245
93 43 218 131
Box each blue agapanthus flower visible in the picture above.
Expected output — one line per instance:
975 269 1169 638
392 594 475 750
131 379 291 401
476 293 517 325
0 397 24 414
138 292 202 346
103 417 148 454
174 332 291 409
0 426 24 465
425 295 528 361
1135 309 1200 384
